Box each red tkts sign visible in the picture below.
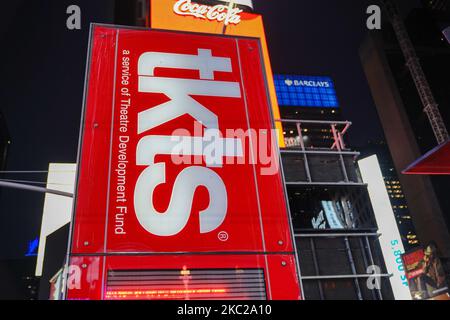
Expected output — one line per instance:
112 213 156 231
68 25 301 300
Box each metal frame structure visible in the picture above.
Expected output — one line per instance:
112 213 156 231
294 232 389 300
277 119 392 300
0 180 73 198
381 0 449 145
276 119 361 186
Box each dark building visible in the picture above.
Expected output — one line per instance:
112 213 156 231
39 224 70 300
35 1 145 300
30 0 148 300
0 257 38 300
0 0 129 300
0 111 10 171
275 75 394 300
34 0 150 300
359 3 450 258
359 140 420 251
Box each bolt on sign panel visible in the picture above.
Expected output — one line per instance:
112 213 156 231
67 25 301 300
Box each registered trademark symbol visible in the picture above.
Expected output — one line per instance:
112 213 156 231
218 231 229 242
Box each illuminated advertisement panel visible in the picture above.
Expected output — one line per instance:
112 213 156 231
149 0 285 147
67 25 300 300
36 163 76 277
320 201 345 229
359 155 412 300
274 75 339 108
402 245 449 300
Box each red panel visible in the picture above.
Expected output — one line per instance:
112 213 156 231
69 25 300 300
66 255 300 300
71 27 117 253
106 31 263 253
403 141 450 175
236 39 295 253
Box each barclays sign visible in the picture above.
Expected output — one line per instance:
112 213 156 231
274 74 339 108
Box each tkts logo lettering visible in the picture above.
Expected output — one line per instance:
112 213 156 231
111 31 265 252
72 27 295 255
135 48 243 236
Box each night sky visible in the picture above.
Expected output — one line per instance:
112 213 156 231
255 0 420 146
0 0 420 260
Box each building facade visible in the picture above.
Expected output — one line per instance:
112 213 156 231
359 3 450 258
359 141 420 251
0 111 9 171
275 75 394 300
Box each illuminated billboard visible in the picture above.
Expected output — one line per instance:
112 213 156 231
36 163 76 277
274 75 339 108
359 155 412 300
67 25 301 300
320 200 346 229
402 245 449 300
211 0 253 9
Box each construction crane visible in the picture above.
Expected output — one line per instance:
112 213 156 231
381 0 449 145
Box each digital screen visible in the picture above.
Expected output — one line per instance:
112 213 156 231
106 269 267 300
321 200 346 229
402 245 449 300
274 74 339 108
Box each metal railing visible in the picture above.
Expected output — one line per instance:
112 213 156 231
276 119 353 152
276 119 363 185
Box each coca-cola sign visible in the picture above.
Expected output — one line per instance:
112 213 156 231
173 0 243 26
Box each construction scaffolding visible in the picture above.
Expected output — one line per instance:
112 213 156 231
381 0 449 145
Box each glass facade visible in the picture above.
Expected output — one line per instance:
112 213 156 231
359 142 420 251
288 186 377 231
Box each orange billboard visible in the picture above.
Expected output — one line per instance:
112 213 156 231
148 0 285 147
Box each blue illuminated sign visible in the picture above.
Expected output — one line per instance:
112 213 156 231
25 237 39 257
274 75 339 108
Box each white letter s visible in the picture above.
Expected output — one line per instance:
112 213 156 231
134 164 227 236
